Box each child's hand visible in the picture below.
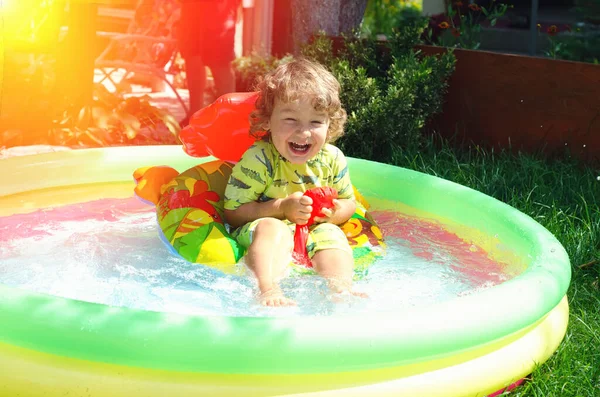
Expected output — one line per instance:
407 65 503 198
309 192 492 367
282 192 313 225
313 199 342 224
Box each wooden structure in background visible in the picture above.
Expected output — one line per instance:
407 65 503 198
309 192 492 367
420 45 600 166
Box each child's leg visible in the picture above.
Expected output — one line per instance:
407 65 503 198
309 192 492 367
245 218 295 306
312 249 367 297
309 224 368 297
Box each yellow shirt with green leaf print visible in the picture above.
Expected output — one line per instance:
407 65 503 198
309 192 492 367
223 139 355 214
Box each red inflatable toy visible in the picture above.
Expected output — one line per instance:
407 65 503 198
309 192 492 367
292 187 338 267
179 92 260 162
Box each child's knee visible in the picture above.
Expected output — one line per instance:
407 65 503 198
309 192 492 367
254 218 293 250
308 223 352 257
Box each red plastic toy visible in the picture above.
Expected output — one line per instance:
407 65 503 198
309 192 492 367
292 187 338 268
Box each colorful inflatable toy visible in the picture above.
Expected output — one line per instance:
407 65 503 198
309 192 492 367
135 160 244 272
133 160 385 275
134 92 385 275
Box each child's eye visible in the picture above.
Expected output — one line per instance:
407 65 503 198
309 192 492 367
284 118 296 122
312 120 324 125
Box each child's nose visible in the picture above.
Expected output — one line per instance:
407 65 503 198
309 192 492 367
295 125 311 137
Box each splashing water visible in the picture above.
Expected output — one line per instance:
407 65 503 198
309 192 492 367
0 197 516 317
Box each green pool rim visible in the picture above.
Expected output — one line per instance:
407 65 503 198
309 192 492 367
0 145 571 374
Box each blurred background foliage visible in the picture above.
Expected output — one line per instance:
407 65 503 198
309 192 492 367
1 0 598 150
360 0 423 38
1 0 179 149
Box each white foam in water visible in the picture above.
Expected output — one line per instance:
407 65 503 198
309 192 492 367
0 198 511 317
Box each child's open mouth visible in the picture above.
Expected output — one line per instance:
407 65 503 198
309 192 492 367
289 142 311 155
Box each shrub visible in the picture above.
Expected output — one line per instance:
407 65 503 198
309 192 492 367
424 0 510 50
552 28 600 64
1 49 180 149
0 0 180 149
360 0 423 39
302 19 456 162
542 0 600 65
576 0 600 25
232 52 294 92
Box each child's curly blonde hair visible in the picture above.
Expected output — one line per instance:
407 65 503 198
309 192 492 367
249 58 347 143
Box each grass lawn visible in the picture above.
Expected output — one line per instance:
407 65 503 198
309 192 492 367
390 135 600 396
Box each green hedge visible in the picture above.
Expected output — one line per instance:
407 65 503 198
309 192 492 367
301 19 456 162
232 19 456 163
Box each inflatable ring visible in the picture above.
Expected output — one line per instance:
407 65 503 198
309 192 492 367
134 92 386 274
0 145 570 396
133 159 385 275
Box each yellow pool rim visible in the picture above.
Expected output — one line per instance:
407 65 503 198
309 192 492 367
0 297 569 397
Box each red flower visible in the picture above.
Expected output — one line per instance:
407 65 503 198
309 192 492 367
438 21 450 29
451 28 461 37
468 3 481 11
547 25 558 36
166 180 222 222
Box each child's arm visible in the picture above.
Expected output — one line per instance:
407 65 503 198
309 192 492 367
224 192 313 228
224 200 285 229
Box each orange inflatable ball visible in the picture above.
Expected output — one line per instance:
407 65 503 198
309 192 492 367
179 92 260 162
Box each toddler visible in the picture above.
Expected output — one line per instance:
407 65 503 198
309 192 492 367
224 58 366 306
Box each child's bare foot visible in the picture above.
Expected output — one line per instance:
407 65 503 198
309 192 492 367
347 289 369 298
327 279 369 299
259 287 296 307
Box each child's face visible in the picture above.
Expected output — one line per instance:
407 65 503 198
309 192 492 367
267 98 330 164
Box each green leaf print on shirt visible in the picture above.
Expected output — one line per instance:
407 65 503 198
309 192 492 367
223 195 243 207
292 170 319 185
333 165 349 184
240 166 265 185
255 148 274 177
229 176 252 189
309 156 328 168
272 179 288 188
338 184 352 197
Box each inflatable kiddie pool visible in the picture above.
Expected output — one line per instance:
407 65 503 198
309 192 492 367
0 145 570 397
0 95 570 397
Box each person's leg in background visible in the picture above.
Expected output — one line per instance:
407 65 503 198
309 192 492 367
178 0 240 126
207 58 236 98
177 1 207 126
184 55 207 116
203 0 239 101
204 23 236 99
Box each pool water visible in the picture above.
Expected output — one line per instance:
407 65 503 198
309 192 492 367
0 197 516 317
